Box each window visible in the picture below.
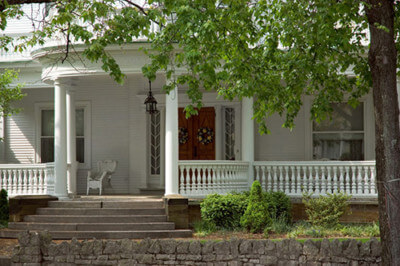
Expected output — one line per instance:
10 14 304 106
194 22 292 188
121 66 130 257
313 103 364 160
39 105 89 166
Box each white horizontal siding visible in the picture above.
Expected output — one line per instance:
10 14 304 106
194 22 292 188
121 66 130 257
1 4 47 35
255 107 306 161
6 88 53 164
74 76 131 195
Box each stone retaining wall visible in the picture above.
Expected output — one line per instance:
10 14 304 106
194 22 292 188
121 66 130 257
12 231 381 265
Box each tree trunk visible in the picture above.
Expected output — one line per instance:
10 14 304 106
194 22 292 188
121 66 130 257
366 0 400 265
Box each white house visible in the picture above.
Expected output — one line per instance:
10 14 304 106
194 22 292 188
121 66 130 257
0 4 380 201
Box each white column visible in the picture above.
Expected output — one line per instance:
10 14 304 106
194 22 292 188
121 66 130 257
66 87 77 195
165 84 179 196
241 97 254 187
54 80 68 198
0 115 4 163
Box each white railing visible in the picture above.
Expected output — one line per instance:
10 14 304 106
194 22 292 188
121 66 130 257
178 160 249 198
0 163 55 197
254 161 377 198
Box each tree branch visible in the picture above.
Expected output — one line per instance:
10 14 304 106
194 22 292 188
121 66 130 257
122 0 147 16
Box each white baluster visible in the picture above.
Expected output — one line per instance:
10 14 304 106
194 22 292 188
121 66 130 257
333 166 338 193
224 166 229 194
179 166 185 195
10 170 15 195
284 166 290 194
17 169 22 194
357 166 363 195
339 166 345 193
363 166 369 195
326 167 332 194
308 166 313 193
370 165 376 195
24 169 29 194
38 169 44 194
345 166 350 194
351 166 357 194
195 166 200 195
205 166 211 194
255 165 260 183
278 166 283 192
320 166 326 195
223 166 228 194
200 166 205 196
30 169 35 194
302 166 308 193
296 166 301 195
261 166 267 191
267 166 272 191
314 166 320 194
290 166 296 194
187 166 192 195
216 166 221 193
273 166 278 192
211 165 216 192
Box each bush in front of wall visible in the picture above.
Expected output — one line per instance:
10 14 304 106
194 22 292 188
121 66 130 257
240 181 272 233
264 191 292 223
200 192 248 230
0 189 9 227
302 192 351 228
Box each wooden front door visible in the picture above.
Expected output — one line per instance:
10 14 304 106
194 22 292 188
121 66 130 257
179 107 215 160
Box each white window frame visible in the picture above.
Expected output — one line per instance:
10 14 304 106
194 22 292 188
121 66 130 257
35 101 91 169
304 96 374 160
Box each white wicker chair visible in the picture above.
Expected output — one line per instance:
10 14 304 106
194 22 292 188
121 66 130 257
86 160 117 195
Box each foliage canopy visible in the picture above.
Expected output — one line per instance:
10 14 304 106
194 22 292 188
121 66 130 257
2 0 397 131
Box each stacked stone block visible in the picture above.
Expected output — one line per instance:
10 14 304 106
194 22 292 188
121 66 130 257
12 231 381 265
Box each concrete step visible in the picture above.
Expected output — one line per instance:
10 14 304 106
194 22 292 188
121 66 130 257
8 222 175 231
48 200 164 209
48 201 102 208
24 215 167 223
0 229 193 239
36 208 165 215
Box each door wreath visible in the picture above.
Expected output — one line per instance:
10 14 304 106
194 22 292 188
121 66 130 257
179 127 189 145
197 127 214 145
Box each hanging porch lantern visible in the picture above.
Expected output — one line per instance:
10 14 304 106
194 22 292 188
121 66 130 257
144 80 159 114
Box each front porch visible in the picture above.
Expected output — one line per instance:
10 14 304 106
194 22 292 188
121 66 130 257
0 160 377 201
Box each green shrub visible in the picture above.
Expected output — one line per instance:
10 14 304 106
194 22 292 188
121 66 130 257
302 192 351 228
200 192 248 230
0 189 9 226
264 191 292 223
240 181 272 233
